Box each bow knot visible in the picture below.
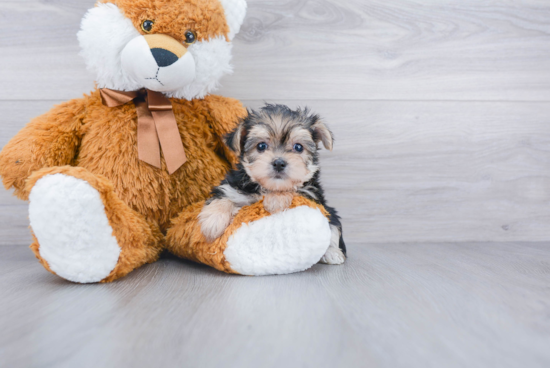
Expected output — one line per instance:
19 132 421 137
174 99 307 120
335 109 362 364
100 88 187 174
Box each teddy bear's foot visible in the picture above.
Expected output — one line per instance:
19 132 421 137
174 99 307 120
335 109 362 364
167 197 333 276
27 167 163 283
223 206 332 276
29 173 121 283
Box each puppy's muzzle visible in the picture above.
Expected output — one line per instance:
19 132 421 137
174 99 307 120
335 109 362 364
273 158 287 173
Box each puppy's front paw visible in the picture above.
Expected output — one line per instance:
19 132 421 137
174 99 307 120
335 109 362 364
199 199 236 243
319 246 346 265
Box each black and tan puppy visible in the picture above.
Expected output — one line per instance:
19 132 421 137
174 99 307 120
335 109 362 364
199 104 346 265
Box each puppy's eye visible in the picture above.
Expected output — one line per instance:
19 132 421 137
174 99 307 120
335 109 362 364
257 142 268 152
293 143 304 153
184 30 197 44
141 20 155 33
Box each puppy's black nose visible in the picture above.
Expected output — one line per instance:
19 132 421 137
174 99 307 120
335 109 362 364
273 159 287 173
151 48 179 67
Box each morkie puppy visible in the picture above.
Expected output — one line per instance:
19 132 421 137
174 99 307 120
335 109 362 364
199 104 346 265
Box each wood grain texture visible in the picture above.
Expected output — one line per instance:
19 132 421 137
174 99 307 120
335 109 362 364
1 0 550 100
2 100 549 244
1 243 549 368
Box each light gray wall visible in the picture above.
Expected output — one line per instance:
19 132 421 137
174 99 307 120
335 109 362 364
1 0 549 245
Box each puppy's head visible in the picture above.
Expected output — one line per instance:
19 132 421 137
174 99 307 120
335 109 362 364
226 104 334 192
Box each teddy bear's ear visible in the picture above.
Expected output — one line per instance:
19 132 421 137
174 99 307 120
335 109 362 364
219 0 247 40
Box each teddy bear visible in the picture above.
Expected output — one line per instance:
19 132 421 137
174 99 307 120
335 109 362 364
0 0 334 283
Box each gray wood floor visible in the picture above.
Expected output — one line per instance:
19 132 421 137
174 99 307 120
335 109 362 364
1 0 550 367
1 243 550 368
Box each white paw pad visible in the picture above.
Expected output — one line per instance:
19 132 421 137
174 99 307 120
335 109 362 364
224 206 332 276
29 174 121 283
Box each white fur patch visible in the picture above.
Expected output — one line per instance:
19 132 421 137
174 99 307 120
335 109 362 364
224 206 331 276
78 3 143 92
78 3 235 100
218 0 248 40
199 198 238 242
120 36 196 92
218 184 259 206
319 224 345 265
165 36 234 100
319 246 346 265
29 174 121 284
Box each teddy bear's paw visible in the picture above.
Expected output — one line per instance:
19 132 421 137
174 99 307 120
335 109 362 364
223 206 331 276
29 173 121 283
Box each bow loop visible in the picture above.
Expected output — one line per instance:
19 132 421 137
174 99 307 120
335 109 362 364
100 88 187 174
147 90 174 112
100 89 138 108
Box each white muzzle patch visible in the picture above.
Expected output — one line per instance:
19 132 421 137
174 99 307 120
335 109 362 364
121 36 196 92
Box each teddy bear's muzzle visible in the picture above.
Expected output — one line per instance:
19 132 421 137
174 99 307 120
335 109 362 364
145 34 188 67
121 34 196 93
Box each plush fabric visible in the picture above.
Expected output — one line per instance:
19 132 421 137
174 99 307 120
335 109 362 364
0 91 250 282
218 0 247 40
100 0 230 43
29 173 122 283
26 166 164 283
166 196 330 275
79 3 235 100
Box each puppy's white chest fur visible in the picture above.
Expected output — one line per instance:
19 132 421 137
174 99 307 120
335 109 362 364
263 192 294 214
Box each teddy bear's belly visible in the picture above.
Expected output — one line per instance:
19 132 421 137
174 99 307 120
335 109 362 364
76 140 230 231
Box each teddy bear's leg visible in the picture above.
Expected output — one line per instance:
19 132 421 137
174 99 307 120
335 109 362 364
26 166 164 283
166 197 332 276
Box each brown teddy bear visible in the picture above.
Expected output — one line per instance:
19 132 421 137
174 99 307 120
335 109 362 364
0 0 334 283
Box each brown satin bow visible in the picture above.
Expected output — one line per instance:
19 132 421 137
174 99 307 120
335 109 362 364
100 88 187 174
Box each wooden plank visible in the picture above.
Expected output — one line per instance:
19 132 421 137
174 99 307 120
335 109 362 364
0 242 549 367
1 0 550 101
0 200 30 246
0 1 94 100
1 100 549 244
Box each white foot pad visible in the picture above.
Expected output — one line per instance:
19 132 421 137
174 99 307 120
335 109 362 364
29 174 121 283
224 206 331 276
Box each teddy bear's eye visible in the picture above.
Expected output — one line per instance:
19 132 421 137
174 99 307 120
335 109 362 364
141 20 154 33
184 30 197 44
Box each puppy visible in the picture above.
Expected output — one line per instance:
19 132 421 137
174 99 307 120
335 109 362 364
199 104 346 265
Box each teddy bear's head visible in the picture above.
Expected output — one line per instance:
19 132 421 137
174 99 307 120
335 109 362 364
78 0 247 100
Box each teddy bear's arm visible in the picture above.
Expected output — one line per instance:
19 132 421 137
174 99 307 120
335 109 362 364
203 95 248 167
0 98 87 200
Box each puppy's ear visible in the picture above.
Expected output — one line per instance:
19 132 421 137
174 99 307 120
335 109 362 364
311 120 334 151
225 123 247 155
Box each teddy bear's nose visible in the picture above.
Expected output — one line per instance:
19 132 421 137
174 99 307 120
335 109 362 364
151 48 179 68
143 34 188 68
